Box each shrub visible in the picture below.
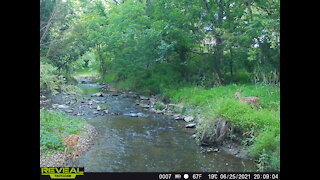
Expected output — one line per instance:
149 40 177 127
40 61 61 91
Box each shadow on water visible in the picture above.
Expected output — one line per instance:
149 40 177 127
71 82 257 172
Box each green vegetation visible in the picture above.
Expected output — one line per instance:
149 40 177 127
40 110 84 152
163 84 280 171
40 0 280 172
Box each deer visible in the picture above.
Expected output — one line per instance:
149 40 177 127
61 134 80 166
233 90 261 109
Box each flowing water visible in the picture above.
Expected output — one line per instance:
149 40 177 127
46 78 257 172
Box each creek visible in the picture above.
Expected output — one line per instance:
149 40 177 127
43 77 257 172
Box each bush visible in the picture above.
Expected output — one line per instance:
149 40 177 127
40 61 61 91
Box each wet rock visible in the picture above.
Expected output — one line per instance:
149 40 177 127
76 112 84 116
167 103 184 111
52 104 59 108
68 92 77 95
111 112 121 115
65 109 73 113
137 112 147 117
140 104 150 108
185 123 196 128
140 96 149 100
58 104 69 109
154 110 164 114
184 116 194 122
174 116 184 120
103 109 109 114
130 113 139 117
91 92 104 97
92 100 101 103
125 112 147 117
163 112 175 116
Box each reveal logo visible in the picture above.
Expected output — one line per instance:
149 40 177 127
41 167 84 179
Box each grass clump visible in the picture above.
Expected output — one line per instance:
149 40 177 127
40 110 84 152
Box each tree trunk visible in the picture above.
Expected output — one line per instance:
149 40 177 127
229 49 234 82
212 0 225 85
96 45 106 78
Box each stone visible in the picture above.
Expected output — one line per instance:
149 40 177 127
57 104 69 109
130 113 138 117
136 113 147 117
76 112 83 116
184 116 194 122
185 123 196 128
92 100 100 103
52 104 59 108
140 96 149 100
154 110 163 114
140 104 150 108
65 109 73 113
103 109 109 114
174 116 184 120
91 92 104 97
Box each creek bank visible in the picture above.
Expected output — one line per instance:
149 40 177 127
40 123 98 167
104 84 253 159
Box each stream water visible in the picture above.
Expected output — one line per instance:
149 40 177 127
44 78 257 172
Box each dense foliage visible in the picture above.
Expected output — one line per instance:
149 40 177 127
40 0 279 90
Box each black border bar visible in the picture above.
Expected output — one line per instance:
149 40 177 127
40 171 280 180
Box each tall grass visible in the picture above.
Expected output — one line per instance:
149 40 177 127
162 84 280 171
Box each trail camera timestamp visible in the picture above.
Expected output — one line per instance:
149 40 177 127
208 173 280 180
